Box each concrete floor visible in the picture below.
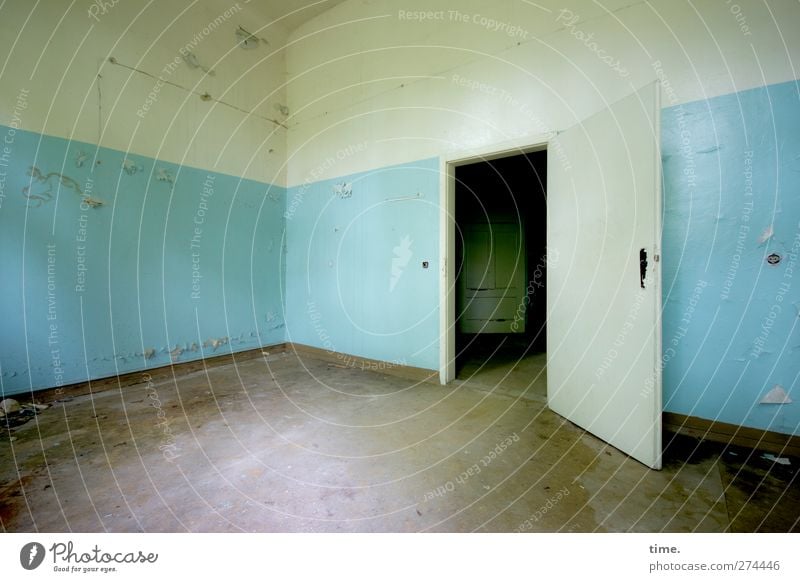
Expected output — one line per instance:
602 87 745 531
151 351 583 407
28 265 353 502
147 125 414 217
1 345 798 532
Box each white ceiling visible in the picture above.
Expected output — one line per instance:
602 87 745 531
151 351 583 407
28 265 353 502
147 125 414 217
246 0 349 32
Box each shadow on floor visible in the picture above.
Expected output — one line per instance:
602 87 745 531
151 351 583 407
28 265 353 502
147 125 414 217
455 333 547 402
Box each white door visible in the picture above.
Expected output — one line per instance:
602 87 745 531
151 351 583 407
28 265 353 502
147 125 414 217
547 82 662 469
458 223 526 333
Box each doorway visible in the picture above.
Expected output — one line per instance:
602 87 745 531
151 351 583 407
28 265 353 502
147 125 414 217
453 151 547 391
439 83 663 469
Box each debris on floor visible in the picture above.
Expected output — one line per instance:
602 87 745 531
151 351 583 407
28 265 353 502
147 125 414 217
1 400 48 434
0 398 21 414
762 453 792 466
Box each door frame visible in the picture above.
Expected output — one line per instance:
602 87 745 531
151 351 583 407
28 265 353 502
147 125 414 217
439 132 553 384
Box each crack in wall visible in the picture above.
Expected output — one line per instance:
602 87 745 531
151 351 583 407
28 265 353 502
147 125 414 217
107 57 288 130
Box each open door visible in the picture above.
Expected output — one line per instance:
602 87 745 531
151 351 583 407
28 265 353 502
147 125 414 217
547 82 662 469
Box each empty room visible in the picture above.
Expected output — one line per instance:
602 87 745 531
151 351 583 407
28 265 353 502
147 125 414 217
1 0 799 563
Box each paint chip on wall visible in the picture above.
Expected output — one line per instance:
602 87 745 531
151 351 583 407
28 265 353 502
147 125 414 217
760 384 792 404
334 182 352 198
182 51 215 76
236 26 268 50
204 337 229 351
83 197 104 207
156 168 174 184
123 158 143 175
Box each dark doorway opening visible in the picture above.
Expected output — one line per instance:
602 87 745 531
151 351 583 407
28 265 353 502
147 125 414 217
454 150 547 379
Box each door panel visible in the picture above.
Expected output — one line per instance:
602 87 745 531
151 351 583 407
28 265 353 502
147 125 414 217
547 83 662 469
494 230 522 292
463 297 520 320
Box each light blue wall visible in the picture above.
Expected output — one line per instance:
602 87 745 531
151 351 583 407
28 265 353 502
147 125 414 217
0 126 286 397
283 80 799 436
662 79 800 435
284 157 440 371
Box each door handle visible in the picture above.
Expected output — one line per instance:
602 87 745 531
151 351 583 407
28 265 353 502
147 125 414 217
639 248 648 289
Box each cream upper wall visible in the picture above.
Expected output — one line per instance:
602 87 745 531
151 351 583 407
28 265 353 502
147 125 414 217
4 0 796 188
0 0 289 185
285 0 800 185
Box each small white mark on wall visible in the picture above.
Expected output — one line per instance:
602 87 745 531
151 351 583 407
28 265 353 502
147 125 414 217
74 151 88 168
390 235 414 292
758 225 774 245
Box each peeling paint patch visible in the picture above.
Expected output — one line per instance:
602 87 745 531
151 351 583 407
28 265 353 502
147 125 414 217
74 151 88 167
333 182 352 199
23 166 82 207
156 167 174 185
122 158 143 175
204 337 228 351
169 345 184 360
83 197 104 207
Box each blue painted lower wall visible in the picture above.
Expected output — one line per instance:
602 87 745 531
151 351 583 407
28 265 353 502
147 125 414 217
662 79 799 435
284 157 441 371
0 127 286 397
